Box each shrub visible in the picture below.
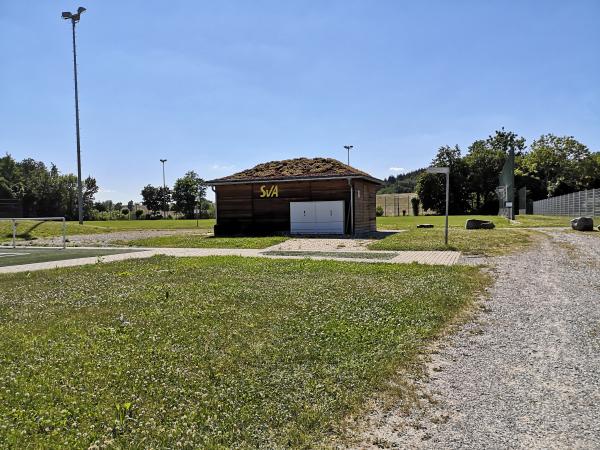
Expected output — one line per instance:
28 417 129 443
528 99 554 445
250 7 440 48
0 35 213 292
411 197 420 216
376 206 384 217
121 208 129 216
135 210 144 219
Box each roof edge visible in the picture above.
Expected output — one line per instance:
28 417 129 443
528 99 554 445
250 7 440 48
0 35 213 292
207 174 385 186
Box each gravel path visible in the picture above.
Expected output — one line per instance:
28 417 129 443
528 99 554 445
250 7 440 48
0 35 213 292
28 229 208 247
352 229 600 449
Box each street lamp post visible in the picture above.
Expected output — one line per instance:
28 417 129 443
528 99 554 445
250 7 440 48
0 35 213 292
62 7 86 225
160 159 167 218
426 166 450 245
344 145 353 165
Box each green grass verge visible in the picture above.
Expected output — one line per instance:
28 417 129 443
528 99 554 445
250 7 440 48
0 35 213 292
376 214 572 230
0 256 488 448
512 215 572 227
0 248 137 267
376 215 510 230
1 216 568 244
118 234 287 249
0 219 216 244
369 228 535 255
262 250 397 260
84 219 215 231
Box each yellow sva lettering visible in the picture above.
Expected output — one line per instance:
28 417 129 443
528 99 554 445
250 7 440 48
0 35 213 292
259 185 279 198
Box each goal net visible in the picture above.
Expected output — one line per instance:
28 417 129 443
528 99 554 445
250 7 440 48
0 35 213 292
0 217 67 249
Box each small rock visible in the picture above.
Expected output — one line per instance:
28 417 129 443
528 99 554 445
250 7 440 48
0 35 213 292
570 217 594 231
417 224 434 229
465 219 496 230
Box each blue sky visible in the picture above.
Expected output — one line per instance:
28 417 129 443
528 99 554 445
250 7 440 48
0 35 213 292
1 1 599 202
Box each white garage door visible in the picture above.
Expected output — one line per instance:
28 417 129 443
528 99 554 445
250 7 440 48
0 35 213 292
290 201 344 234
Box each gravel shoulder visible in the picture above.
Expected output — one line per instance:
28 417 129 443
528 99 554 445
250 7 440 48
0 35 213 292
18 229 209 247
349 229 600 449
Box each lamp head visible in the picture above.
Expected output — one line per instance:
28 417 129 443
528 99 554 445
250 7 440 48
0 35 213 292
426 166 450 175
63 7 85 22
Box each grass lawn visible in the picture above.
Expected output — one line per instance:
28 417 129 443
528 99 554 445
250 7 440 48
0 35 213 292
376 214 572 230
512 215 572 227
376 215 510 230
84 219 215 231
0 248 137 267
0 219 216 244
369 228 535 255
118 234 287 249
0 256 488 448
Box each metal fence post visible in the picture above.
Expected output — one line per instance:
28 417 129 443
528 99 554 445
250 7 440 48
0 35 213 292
62 218 67 249
12 219 16 249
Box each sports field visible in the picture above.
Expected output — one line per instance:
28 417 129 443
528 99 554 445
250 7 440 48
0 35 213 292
0 248 136 267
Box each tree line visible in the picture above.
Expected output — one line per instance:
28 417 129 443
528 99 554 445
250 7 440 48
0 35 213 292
141 171 213 219
378 169 423 194
0 154 98 219
402 129 599 215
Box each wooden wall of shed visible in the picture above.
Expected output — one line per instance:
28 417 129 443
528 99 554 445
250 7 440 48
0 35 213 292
353 180 378 233
215 179 353 235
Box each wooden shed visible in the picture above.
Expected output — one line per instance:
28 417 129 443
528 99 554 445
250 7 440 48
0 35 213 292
207 158 384 236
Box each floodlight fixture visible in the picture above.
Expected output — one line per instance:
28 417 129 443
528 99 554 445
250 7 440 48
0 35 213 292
344 145 354 165
62 7 85 22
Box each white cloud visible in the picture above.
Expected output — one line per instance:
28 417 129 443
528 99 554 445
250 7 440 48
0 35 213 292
210 164 235 171
389 167 406 173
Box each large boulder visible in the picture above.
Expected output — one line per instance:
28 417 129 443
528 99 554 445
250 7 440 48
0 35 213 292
570 217 594 231
465 219 495 230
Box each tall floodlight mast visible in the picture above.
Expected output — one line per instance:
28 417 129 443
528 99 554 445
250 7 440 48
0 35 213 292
344 145 354 165
62 7 87 224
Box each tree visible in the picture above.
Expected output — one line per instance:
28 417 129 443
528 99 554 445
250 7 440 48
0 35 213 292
172 171 207 219
378 169 425 194
416 145 470 214
141 185 161 215
416 172 445 213
411 197 420 216
0 154 99 220
521 134 591 197
157 186 172 215
464 140 506 213
486 127 526 156
82 176 99 219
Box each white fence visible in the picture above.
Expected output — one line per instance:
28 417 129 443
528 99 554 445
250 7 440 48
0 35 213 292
532 189 599 217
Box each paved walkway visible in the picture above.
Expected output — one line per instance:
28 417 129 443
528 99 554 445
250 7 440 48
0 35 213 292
0 246 461 274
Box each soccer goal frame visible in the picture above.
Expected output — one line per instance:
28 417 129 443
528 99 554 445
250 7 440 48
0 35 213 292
2 217 66 249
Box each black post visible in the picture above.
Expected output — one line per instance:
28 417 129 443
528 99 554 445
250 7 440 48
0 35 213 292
71 19 84 225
